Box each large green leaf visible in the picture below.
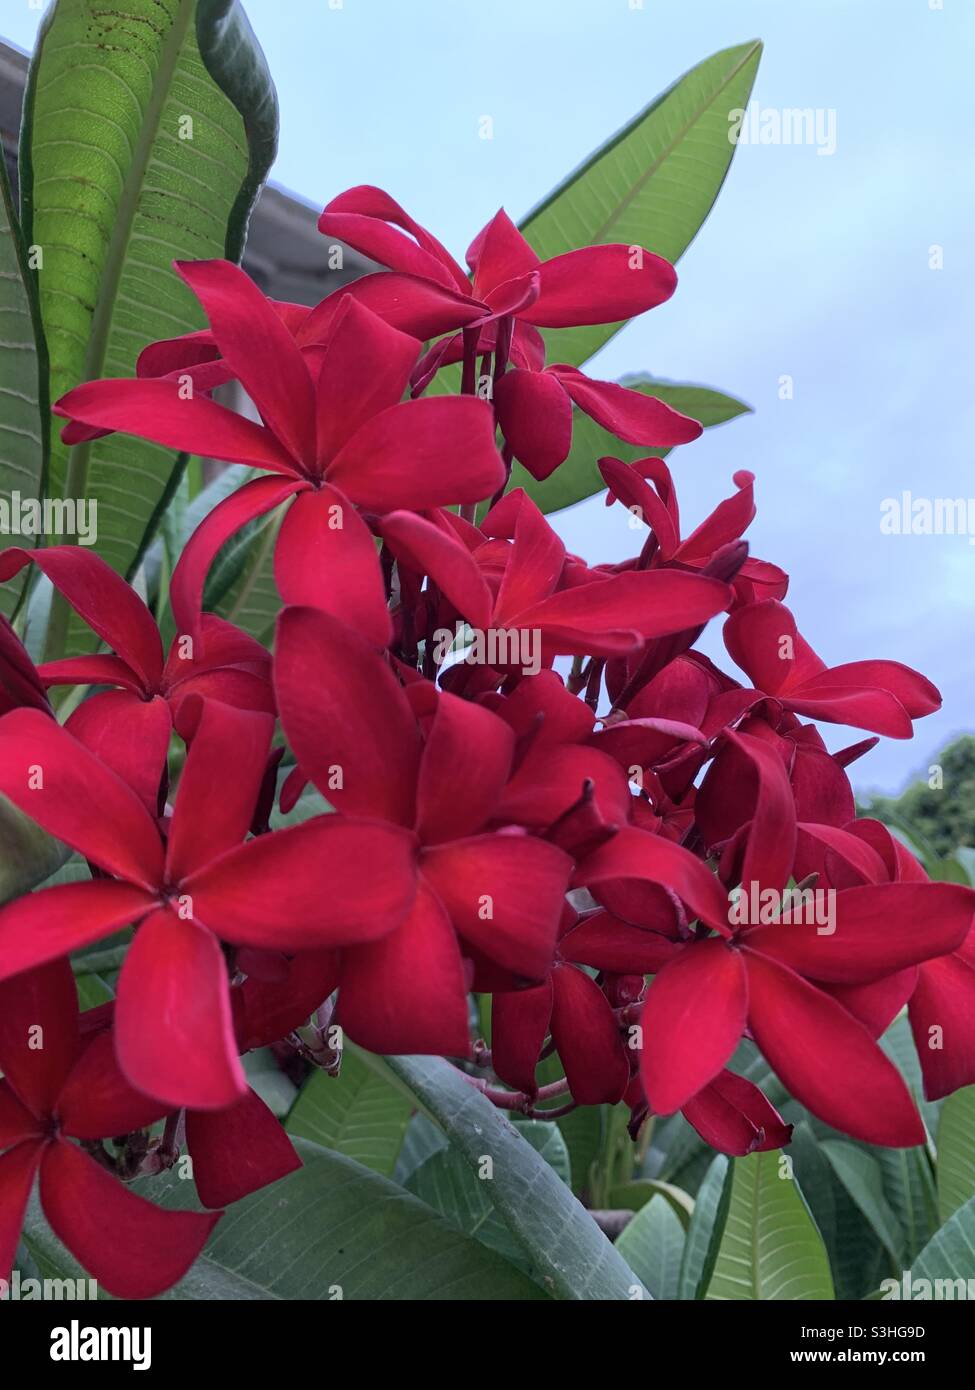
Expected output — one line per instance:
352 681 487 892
819 1140 904 1266
0 154 48 617
20 0 278 659
286 1046 413 1178
936 1085 975 1224
907 1192 975 1296
512 378 751 514
677 1153 731 1300
615 1194 685 1300
705 1150 834 1300
520 40 763 369
23 1139 545 1300
875 1144 937 1266
382 1053 646 1299
405 1120 570 1281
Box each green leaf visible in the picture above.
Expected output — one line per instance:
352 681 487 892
242 1047 297 1119
819 1140 904 1265
607 1179 694 1228
0 791 70 905
875 1144 937 1266
615 1195 685 1300
520 40 763 369
382 1053 646 1299
936 1085 975 1224
880 1014 941 1148
511 378 751 514
907 1192 975 1297
0 152 48 618
286 1046 412 1177
20 0 277 659
705 1150 834 1300
677 1153 731 1300
404 1120 570 1281
25 1140 544 1300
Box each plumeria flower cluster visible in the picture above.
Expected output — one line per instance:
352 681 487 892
0 187 972 1297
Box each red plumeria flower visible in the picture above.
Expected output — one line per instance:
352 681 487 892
0 546 273 810
0 960 217 1298
599 455 787 604
274 605 574 1055
318 190 701 478
724 598 941 738
798 816 975 1103
0 699 417 1109
52 260 505 645
319 190 677 332
77 991 307 1211
379 489 733 672
571 733 975 1146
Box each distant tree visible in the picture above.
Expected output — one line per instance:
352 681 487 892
860 736 975 856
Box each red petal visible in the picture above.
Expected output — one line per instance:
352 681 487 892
744 950 924 1146
275 606 420 825
298 271 484 342
318 186 468 292
556 367 702 445
0 1081 41 1147
53 377 299 472
495 743 630 831
910 947 975 1100
530 245 676 327
0 1141 44 1283
516 570 731 643
170 475 303 644
799 660 940 718
490 981 553 1096
560 911 681 974
0 958 78 1115
377 510 493 631
166 699 274 883
469 208 540 293
683 1070 792 1155
551 963 629 1105
494 369 573 480
0 709 164 886
115 908 246 1110
186 1087 301 1208
492 491 566 623
57 1030 169 1139
639 940 747 1113
274 485 391 647
186 817 418 950
743 882 974 983
420 834 570 979
0 881 157 983
0 546 162 688
338 877 471 1055
40 1139 219 1299
573 827 730 935
328 396 504 510
66 690 172 814
175 259 315 465
313 296 419 461
415 690 514 844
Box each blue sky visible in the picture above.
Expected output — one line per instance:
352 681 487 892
4 0 972 793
